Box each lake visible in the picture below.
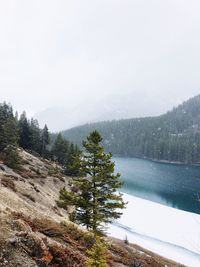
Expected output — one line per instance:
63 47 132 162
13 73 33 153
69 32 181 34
114 157 200 214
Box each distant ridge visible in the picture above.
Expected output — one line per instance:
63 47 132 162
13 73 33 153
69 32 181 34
34 92 176 132
61 94 200 164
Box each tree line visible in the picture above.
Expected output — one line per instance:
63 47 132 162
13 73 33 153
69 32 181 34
62 94 200 164
0 102 80 173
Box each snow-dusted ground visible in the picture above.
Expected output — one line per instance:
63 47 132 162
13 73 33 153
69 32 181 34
108 193 200 267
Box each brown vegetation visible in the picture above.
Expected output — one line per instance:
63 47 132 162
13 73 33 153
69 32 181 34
1 177 16 192
7 213 184 267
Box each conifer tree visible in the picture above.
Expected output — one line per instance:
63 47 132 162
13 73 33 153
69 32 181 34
18 112 32 149
58 130 125 232
65 144 83 176
30 118 41 153
3 117 19 147
40 124 50 158
52 133 69 165
3 144 20 169
0 103 14 151
86 237 108 267
0 103 20 168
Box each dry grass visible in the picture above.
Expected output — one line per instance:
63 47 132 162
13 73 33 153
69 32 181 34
11 213 88 267
48 244 86 267
11 213 184 267
21 193 36 202
1 177 16 192
13 213 95 250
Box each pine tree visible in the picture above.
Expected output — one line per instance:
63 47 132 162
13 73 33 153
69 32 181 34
65 144 83 176
0 103 20 169
58 130 126 232
0 103 14 151
40 125 50 158
86 237 108 267
18 112 32 149
3 144 20 169
52 134 82 176
52 133 69 165
30 118 41 153
3 117 19 147
0 108 5 151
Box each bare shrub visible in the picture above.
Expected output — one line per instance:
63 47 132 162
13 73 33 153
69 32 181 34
1 177 16 192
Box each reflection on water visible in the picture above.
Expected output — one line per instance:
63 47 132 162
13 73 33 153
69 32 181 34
114 157 200 214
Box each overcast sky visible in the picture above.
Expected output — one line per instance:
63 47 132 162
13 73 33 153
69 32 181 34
0 0 200 117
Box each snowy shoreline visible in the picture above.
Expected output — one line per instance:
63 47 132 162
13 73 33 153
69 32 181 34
108 193 200 267
148 158 200 167
114 154 200 167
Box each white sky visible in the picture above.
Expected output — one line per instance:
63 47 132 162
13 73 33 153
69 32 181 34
0 0 200 116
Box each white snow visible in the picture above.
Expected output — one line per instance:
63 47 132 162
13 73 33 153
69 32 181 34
108 193 200 267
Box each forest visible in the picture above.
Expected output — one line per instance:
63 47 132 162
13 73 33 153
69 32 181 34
62 94 200 164
0 102 79 174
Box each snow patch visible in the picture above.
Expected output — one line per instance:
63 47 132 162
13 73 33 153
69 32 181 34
108 193 200 267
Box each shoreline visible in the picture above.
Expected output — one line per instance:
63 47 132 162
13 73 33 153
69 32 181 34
148 158 200 167
113 154 200 167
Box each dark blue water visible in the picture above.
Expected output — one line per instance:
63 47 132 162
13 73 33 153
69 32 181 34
114 157 200 214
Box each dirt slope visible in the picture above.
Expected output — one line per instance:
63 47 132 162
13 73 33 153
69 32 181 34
0 150 185 267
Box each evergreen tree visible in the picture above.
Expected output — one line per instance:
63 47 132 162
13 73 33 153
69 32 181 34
58 130 126 232
29 118 41 153
0 108 6 151
40 125 50 158
3 144 20 169
0 103 20 169
3 116 19 147
86 237 108 267
18 112 32 149
65 144 83 176
52 133 82 176
0 103 14 151
52 133 69 165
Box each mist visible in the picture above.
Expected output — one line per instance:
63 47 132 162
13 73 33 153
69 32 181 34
1 1 200 130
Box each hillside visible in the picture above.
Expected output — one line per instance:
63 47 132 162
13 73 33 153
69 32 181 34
34 92 172 132
62 94 200 164
0 150 184 267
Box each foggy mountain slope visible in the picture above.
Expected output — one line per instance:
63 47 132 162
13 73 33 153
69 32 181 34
62 94 200 164
34 92 177 132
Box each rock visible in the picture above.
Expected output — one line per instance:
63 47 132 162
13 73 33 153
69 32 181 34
8 237 18 245
14 231 53 264
11 219 32 233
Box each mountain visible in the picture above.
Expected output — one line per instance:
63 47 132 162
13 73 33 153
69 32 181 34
62 94 200 164
34 92 175 132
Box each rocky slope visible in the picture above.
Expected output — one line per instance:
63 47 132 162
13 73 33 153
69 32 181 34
0 150 184 267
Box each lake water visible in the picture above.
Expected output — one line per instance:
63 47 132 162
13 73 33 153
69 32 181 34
114 157 200 214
